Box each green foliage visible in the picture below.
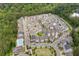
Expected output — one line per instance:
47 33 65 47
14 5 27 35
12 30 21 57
72 30 79 47
73 46 79 56
36 32 44 36
0 3 79 56
71 30 79 56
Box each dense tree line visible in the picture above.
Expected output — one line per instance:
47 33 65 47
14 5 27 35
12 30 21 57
0 3 79 56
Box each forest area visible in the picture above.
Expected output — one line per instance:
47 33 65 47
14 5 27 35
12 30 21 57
0 3 79 56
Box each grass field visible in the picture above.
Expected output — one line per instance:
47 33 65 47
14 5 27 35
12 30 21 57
32 48 55 56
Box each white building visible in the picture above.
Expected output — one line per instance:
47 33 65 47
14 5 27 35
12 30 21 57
71 13 79 17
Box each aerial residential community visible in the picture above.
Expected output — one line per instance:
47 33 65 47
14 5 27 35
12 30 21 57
13 13 73 56
1 4 79 56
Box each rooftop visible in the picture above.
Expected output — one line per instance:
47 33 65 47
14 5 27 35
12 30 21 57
13 13 73 56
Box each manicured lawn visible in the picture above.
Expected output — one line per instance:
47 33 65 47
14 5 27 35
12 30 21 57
34 48 53 56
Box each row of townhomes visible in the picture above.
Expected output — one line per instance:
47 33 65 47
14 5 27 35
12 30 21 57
13 13 73 56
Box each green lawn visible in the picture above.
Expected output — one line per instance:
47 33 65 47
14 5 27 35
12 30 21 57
35 48 52 56
32 47 55 56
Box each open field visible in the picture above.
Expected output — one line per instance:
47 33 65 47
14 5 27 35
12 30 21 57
35 48 52 56
32 47 55 56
